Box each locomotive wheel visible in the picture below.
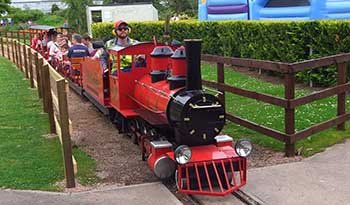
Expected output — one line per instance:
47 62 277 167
128 120 139 145
131 132 138 145
109 109 117 123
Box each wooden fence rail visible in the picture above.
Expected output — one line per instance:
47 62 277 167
202 53 350 157
0 34 76 188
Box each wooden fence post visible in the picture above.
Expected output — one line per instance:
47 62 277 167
28 47 34 88
285 72 296 157
39 57 44 102
16 41 20 70
6 32 10 60
42 64 56 133
23 44 28 78
17 31 20 43
22 31 26 45
15 40 19 67
34 52 42 98
337 62 347 130
217 62 225 108
11 38 16 63
57 79 76 188
19 42 23 71
0 37 4 57
11 38 15 63
16 41 20 68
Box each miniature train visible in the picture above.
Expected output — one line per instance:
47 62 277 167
29 27 253 196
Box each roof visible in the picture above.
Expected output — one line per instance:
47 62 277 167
29 25 55 31
88 1 152 7
108 42 154 52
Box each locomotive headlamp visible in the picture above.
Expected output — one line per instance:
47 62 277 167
235 139 253 157
175 145 192 164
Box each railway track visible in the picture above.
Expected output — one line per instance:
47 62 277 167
186 190 261 205
178 192 246 205
164 179 261 205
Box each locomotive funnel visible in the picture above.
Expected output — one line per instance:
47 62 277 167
185 39 202 91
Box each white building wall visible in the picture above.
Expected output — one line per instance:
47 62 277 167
11 0 67 13
86 4 158 37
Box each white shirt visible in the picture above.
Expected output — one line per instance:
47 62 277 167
49 42 60 56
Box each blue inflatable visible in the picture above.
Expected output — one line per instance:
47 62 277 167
198 0 250 20
198 0 350 21
322 0 350 19
250 0 322 20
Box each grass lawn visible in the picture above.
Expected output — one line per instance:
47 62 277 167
202 62 350 157
0 56 97 191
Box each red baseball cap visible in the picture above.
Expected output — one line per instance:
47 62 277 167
113 20 128 29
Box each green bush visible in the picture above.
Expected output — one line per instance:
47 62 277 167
35 15 65 27
92 20 350 86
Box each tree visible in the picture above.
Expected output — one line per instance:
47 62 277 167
0 0 11 15
51 4 60 14
103 0 114 4
62 0 92 33
153 0 197 20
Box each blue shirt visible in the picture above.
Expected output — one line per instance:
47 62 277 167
68 44 89 58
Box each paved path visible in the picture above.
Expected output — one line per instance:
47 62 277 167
0 183 181 205
242 139 350 205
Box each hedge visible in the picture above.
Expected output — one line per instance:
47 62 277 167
92 20 350 86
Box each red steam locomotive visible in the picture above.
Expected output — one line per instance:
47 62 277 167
31 29 253 196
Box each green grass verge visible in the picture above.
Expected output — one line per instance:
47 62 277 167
0 56 98 191
202 63 350 157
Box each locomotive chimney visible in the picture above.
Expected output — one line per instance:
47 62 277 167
185 39 202 91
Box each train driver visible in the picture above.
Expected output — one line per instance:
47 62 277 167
98 20 138 75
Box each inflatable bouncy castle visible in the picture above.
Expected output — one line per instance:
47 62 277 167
198 0 350 21
250 0 321 20
198 0 250 20
322 0 350 19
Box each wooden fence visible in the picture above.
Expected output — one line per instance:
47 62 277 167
202 54 350 157
0 33 76 188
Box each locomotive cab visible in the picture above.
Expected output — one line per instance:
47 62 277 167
107 42 156 117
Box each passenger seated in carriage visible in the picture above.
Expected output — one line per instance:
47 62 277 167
48 32 61 65
31 34 41 50
59 44 71 76
82 34 94 55
68 34 89 58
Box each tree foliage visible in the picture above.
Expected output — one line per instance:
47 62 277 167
62 0 92 33
51 4 60 14
7 7 44 23
102 0 197 20
153 0 197 19
0 0 11 15
103 0 151 4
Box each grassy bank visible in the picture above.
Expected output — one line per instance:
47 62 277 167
201 63 350 156
0 57 97 191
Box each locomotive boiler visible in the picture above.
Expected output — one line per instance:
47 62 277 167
133 40 226 146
